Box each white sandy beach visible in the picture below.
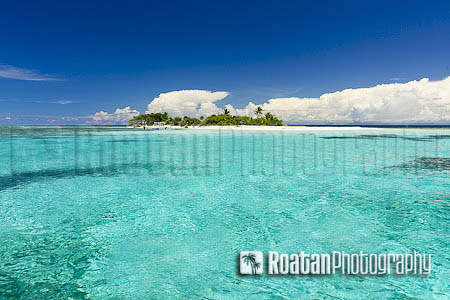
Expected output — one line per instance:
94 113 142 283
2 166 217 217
189 125 379 131
134 125 381 131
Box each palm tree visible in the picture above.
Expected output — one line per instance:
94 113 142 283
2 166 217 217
255 106 263 118
253 262 261 274
224 108 230 115
242 253 260 274
265 112 274 120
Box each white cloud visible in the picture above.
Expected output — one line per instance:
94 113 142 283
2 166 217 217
57 100 78 105
0 64 61 81
33 100 79 104
92 106 139 123
143 78 450 123
255 77 450 124
224 102 258 117
95 77 450 125
147 90 230 117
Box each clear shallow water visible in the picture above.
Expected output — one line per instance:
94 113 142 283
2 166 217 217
0 127 449 299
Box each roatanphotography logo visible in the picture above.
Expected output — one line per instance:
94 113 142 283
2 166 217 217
239 251 431 276
239 251 263 275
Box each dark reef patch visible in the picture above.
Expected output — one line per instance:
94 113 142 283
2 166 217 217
387 157 450 171
426 135 450 139
319 134 450 142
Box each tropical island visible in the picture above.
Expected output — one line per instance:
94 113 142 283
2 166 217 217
128 106 285 127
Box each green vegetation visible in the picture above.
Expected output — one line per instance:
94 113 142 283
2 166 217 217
181 116 202 126
128 106 284 127
128 112 170 126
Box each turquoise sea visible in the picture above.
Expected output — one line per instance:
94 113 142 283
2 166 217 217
0 126 449 299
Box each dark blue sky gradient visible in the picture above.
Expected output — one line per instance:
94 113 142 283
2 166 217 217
1 0 449 122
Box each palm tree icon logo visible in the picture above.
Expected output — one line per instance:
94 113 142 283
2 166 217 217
241 252 262 275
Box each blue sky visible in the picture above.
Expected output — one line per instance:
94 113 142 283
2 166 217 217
1 0 450 124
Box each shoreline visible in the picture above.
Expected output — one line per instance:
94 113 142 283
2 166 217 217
2 125 449 131
134 125 450 131
132 125 379 131
174 125 379 131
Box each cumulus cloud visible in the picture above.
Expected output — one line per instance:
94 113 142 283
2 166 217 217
147 90 230 117
0 64 61 81
257 77 450 124
92 106 139 123
144 78 450 123
224 102 258 117
95 77 450 124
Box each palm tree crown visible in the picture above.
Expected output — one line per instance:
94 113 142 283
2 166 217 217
255 106 263 118
242 253 260 274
